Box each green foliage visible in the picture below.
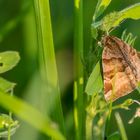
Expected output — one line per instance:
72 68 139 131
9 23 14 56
0 51 20 74
86 93 108 140
85 1 140 140
1 0 140 140
121 3 140 20
128 107 140 124
121 30 137 46
94 0 112 20
101 12 122 32
107 132 121 140
33 0 65 135
0 114 19 138
113 99 134 110
0 77 15 93
0 51 20 138
0 90 65 140
115 113 128 140
101 3 140 32
91 26 98 39
85 61 103 95
92 0 112 38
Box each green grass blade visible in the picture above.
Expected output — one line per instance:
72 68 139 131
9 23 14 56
107 131 121 140
0 91 65 140
33 0 65 135
74 0 85 139
115 112 128 140
74 0 83 77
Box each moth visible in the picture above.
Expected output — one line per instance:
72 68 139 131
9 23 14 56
102 36 140 101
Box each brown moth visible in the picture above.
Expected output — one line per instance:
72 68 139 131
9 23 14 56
102 36 140 101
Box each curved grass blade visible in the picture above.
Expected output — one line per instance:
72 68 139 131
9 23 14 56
0 90 65 140
107 131 121 140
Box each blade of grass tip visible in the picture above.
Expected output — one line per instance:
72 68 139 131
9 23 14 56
115 112 128 140
74 0 85 140
129 36 137 47
121 30 127 41
33 0 65 135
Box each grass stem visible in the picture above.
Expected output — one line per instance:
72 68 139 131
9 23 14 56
115 112 128 140
74 0 85 139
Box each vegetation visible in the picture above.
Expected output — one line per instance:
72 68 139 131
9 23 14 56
0 0 140 140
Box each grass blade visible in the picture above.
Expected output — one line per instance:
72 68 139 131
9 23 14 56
115 112 128 140
33 0 65 135
73 81 79 140
74 0 85 139
0 91 65 140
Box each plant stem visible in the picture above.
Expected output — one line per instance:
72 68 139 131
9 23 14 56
74 81 79 140
8 89 14 140
74 0 85 139
115 112 128 140
106 73 116 137
86 114 93 140
105 102 113 136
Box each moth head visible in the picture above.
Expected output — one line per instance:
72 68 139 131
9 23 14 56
101 35 117 47
101 35 110 47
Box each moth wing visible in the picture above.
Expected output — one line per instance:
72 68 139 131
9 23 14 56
102 36 140 101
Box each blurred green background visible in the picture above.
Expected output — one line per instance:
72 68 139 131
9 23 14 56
0 0 140 139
